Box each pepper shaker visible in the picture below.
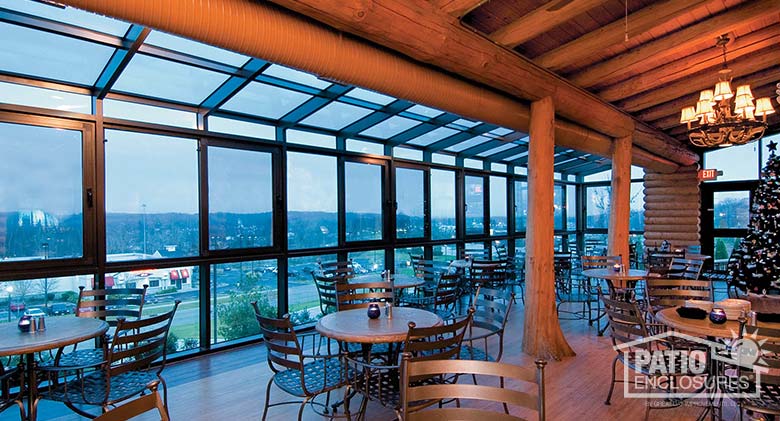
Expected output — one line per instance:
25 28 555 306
37 315 46 332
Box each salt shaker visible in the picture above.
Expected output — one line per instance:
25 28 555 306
37 315 46 332
385 300 393 319
748 311 757 325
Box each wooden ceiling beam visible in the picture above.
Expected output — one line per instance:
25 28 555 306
597 24 780 103
535 0 709 71
490 0 611 48
570 0 777 89
617 47 780 112
265 0 639 140
434 0 488 18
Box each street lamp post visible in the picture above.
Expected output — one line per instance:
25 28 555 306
5 285 13 322
141 204 147 257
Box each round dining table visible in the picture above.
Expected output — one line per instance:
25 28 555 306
581 268 648 289
316 307 442 344
0 317 108 421
654 307 780 339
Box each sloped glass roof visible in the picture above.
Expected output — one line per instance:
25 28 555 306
0 0 610 175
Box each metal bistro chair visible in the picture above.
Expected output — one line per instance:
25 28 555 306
40 285 148 382
579 255 622 332
312 271 344 316
460 286 514 364
43 301 180 418
335 280 394 311
319 260 357 280
733 322 780 420
347 310 474 420
253 304 353 421
0 358 22 419
601 294 701 421
399 354 547 421
666 258 704 280
645 278 713 316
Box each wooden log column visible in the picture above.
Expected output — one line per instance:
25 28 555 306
608 135 632 267
643 165 701 249
523 97 576 360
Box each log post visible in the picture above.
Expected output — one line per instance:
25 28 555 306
608 135 632 272
522 96 576 360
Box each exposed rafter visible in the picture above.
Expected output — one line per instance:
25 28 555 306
434 0 488 18
94 25 149 99
490 0 610 48
200 58 270 113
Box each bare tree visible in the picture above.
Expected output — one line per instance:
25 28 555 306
36 277 59 308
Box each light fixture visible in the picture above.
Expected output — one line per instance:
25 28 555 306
680 35 775 148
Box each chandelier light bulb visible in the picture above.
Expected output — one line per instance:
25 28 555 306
735 84 753 99
755 97 776 117
713 80 733 101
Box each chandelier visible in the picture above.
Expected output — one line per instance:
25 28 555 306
680 35 775 148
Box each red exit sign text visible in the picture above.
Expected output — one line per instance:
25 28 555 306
698 169 721 181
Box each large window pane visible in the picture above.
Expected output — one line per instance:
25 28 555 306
713 191 750 229
0 275 89 326
208 147 273 250
566 185 577 231
630 182 645 231
586 185 611 229
345 162 383 242
433 244 457 262
287 153 337 249
714 237 742 263
105 130 199 261
211 259 277 344
0 122 83 261
288 254 335 323
515 180 528 232
704 142 759 182
465 176 484 236
349 250 385 274
395 247 424 276
489 176 507 236
431 169 455 240
554 185 564 230
396 168 425 239
114 266 199 353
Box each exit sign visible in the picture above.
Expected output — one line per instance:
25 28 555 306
698 168 722 181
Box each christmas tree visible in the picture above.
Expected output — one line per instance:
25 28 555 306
734 140 780 293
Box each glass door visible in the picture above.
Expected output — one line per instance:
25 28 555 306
701 182 756 270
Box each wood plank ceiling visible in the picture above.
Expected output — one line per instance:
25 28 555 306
461 0 780 146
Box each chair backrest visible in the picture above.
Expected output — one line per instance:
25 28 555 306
461 248 489 260
468 286 514 361
667 258 704 280
107 301 179 379
645 278 712 310
403 309 473 362
493 242 508 260
76 285 148 328
581 255 622 270
312 271 342 315
335 281 394 311
600 294 653 353
400 354 546 420
469 260 508 289
318 260 356 279
93 390 169 421
433 273 460 311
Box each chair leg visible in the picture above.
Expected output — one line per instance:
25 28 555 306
261 377 274 421
297 397 309 421
158 377 171 420
153 390 170 421
605 356 619 405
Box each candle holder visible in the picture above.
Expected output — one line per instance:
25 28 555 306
709 308 728 324
612 263 621 272
367 303 381 319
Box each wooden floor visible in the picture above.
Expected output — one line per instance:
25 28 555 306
3 294 745 421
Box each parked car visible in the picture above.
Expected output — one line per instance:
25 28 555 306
144 294 159 304
9 301 25 312
48 302 75 316
24 307 46 318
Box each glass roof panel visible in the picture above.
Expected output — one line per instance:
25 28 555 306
503 151 528 161
299 101 373 130
144 30 249 66
0 81 91 114
406 127 459 147
489 127 514 136
345 87 396 106
405 104 444 119
263 64 331 89
360 116 421 139
445 135 489 153
221 81 312 120
111 53 230 105
449 118 479 129
103 99 196 129
0 22 114 86
477 143 518 157
1 0 131 36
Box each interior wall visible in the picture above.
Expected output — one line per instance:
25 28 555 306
643 165 701 249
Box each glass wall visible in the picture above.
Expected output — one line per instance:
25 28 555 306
489 176 507 236
288 254 335 323
465 175 484 236
345 161 383 242
287 152 337 249
431 169 456 240
396 167 425 239
514 180 528 232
